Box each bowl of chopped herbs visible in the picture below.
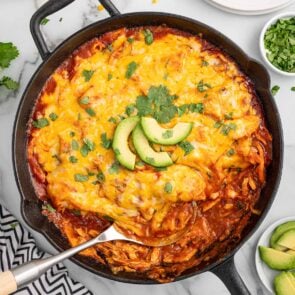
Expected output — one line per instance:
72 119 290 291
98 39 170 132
260 12 295 76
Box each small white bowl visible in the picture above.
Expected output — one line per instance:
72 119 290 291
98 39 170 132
255 216 295 294
259 12 295 76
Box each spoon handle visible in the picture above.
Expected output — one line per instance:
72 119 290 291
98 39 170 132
0 234 104 293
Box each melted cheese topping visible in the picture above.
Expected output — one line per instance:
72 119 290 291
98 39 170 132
28 27 271 281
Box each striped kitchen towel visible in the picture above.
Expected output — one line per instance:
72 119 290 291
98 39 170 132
0 204 92 295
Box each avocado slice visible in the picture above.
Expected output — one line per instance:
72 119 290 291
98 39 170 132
141 117 193 145
287 250 295 255
259 246 295 270
270 221 295 251
132 124 173 167
112 116 140 170
277 229 295 251
274 272 295 295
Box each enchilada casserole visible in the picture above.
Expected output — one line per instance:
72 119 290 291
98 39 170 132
27 26 272 282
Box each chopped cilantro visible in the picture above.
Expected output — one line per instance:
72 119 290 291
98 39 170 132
271 85 280 96
40 18 50 25
107 73 113 81
177 103 203 116
197 80 212 92
0 42 19 68
264 17 295 72
178 141 194 156
82 69 94 82
83 138 95 151
108 116 117 124
87 171 95 176
71 140 79 150
221 123 236 135
80 144 89 157
70 131 75 137
114 148 121 155
101 133 112 149
143 29 153 45
224 112 233 120
127 37 134 43
214 121 223 128
74 173 89 182
32 118 49 129
49 112 58 121
108 161 120 174
201 60 209 67
79 96 89 105
0 76 19 90
85 108 96 117
226 148 235 157
162 129 173 139
291 86 295 91
42 203 55 213
69 156 78 163
155 167 167 171
96 172 105 183
135 95 153 116
125 61 138 79
164 182 173 193
125 104 135 116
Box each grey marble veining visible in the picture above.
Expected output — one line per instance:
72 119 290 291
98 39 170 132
0 0 295 294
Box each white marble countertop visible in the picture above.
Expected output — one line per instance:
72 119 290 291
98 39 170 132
0 0 295 294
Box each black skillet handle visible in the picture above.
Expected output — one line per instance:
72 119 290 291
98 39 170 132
210 256 251 295
30 0 120 60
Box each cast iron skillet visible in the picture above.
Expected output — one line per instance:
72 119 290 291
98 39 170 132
12 0 283 293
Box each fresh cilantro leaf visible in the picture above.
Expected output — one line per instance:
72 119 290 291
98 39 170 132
127 37 134 44
221 123 236 135
96 172 105 183
69 156 78 163
178 141 194 156
0 76 19 90
135 95 153 116
125 61 138 79
0 42 19 68
125 104 135 116
197 80 212 92
83 138 95 151
32 118 49 129
164 182 173 193
82 69 94 82
74 173 89 182
143 29 153 45
155 166 167 171
80 144 89 157
224 112 233 120
214 121 223 128
79 96 89 105
41 18 50 25
70 131 75 137
85 108 96 117
271 85 280 96
42 203 55 213
201 60 209 67
162 130 173 139
108 161 120 174
107 73 113 81
226 148 235 157
108 116 117 124
101 133 112 149
49 112 58 121
71 139 79 150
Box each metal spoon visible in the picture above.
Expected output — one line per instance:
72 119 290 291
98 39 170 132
0 205 197 295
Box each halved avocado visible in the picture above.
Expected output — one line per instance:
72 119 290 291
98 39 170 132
132 124 173 167
141 117 193 145
112 116 140 170
270 221 295 251
277 229 295 251
259 246 295 270
274 272 295 295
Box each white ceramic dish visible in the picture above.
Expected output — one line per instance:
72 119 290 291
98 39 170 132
255 216 295 294
204 0 295 15
259 12 295 77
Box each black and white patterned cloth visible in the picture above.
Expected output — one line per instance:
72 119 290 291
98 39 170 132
0 204 92 295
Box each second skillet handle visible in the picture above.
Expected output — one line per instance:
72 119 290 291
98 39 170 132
30 0 120 60
210 256 251 295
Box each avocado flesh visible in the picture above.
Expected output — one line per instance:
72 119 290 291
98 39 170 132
132 125 173 167
141 117 193 145
274 272 295 295
287 250 295 255
259 246 295 270
277 229 295 251
112 116 140 170
270 221 295 250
